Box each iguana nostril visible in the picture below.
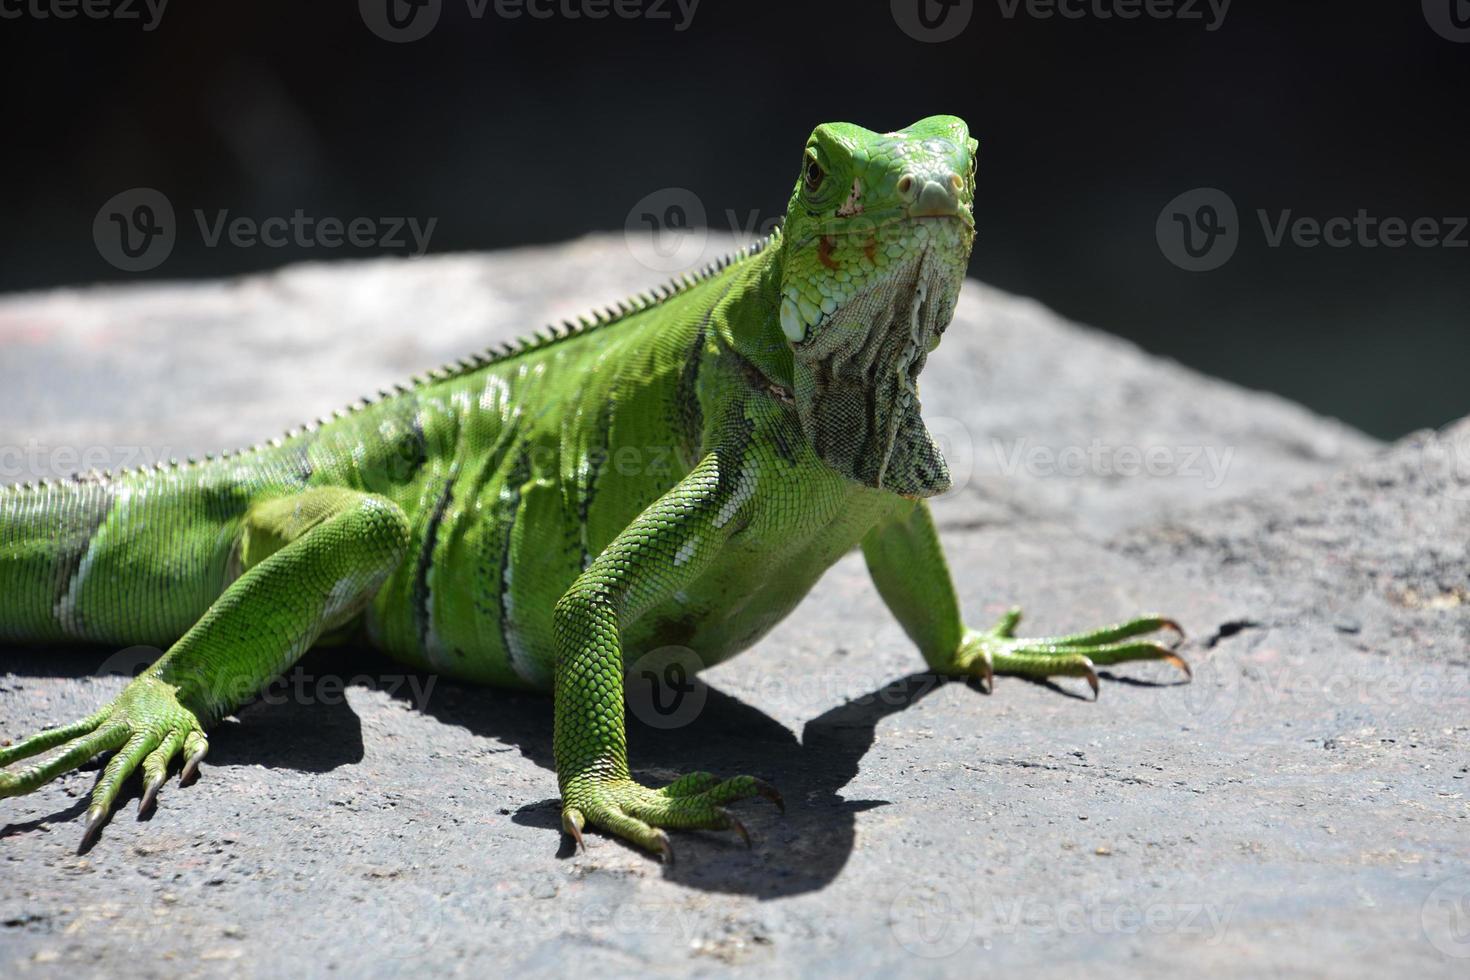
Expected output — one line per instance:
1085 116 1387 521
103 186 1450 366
911 178 961 217
897 175 916 199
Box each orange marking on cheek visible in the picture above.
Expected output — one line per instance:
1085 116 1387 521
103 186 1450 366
818 235 839 270
863 240 877 263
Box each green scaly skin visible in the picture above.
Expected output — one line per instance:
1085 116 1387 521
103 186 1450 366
0 116 1189 858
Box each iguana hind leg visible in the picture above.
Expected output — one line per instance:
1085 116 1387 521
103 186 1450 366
0 487 410 845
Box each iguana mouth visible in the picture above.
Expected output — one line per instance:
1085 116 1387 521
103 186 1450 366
803 205 977 241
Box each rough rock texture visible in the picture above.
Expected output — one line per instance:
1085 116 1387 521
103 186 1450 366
0 235 1465 978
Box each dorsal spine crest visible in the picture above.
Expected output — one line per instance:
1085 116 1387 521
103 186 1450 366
2 233 778 494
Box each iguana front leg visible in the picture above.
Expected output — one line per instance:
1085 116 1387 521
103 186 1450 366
554 450 781 860
0 487 410 844
861 498 1189 696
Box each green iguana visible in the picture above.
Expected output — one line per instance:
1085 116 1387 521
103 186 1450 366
0 116 1188 859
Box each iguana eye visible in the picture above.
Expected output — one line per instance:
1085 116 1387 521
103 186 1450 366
804 155 825 193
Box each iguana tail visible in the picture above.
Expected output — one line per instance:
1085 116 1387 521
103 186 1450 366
0 475 243 648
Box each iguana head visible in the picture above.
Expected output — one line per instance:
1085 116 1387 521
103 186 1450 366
778 115 976 498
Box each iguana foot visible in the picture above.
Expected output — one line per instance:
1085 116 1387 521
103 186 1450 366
957 607 1189 699
561 772 783 861
0 674 207 847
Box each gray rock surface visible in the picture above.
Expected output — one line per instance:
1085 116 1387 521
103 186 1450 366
0 234 1465 978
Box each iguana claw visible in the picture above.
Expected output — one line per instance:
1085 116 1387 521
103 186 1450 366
1082 663 1101 700
728 814 751 848
80 805 107 850
753 778 785 815
562 806 587 853
139 774 165 815
561 772 778 858
180 734 209 784
0 674 208 848
959 612 1190 698
1160 651 1192 679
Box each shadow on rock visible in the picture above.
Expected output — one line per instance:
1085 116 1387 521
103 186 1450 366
3 641 960 897
487 670 958 898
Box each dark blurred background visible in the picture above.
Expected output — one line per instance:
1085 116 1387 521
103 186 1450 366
1 1 1465 439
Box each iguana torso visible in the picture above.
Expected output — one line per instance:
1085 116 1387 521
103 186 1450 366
0 235 901 690
0 116 1189 858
